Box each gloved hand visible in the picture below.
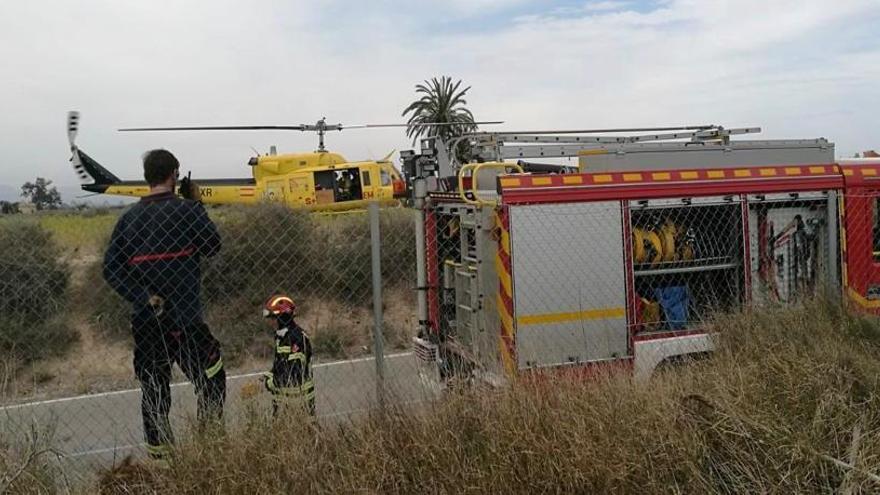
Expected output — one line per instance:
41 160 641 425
148 295 165 316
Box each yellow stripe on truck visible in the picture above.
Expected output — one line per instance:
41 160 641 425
497 293 514 335
517 307 626 326
847 287 880 309
495 255 513 298
494 212 517 377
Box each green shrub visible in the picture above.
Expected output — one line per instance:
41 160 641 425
80 249 130 341
315 212 372 305
379 208 415 287
204 295 272 367
0 220 74 364
203 204 318 306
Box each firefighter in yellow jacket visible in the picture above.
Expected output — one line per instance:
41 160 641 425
261 295 316 416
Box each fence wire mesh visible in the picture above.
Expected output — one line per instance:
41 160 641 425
0 200 421 484
0 185 872 488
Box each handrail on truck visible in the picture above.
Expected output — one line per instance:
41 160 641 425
458 162 524 206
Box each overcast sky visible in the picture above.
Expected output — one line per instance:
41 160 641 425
1 0 878 197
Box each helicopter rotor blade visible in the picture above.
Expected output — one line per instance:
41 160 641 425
118 121 504 133
119 125 307 132
471 125 717 135
342 121 504 129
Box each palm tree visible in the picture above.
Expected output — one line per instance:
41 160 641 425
402 76 477 152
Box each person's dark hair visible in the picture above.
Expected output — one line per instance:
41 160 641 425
143 149 180 186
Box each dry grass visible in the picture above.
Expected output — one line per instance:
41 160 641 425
79 301 880 494
0 424 64 494
4 321 135 399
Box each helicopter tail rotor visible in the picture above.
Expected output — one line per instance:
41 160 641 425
67 111 91 183
66 111 122 186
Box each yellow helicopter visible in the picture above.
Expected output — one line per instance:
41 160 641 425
67 112 499 211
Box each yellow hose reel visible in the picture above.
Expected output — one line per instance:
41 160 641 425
633 221 696 265
633 228 663 265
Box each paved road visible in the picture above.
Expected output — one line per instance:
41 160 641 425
0 352 428 472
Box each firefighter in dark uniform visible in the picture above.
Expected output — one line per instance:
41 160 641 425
102 149 225 460
261 295 315 416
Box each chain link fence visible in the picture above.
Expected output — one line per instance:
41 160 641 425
0 184 874 487
0 201 423 483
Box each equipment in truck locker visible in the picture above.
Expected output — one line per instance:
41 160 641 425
633 227 663 265
633 219 697 266
653 286 689 330
751 205 826 304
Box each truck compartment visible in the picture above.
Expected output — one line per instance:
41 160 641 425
629 198 746 332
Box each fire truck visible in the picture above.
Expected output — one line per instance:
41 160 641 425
402 125 880 387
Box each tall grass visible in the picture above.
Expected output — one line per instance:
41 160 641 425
0 424 63 495
91 301 880 494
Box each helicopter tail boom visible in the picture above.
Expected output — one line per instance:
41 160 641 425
73 148 122 192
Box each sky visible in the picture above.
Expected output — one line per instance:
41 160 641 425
0 0 878 201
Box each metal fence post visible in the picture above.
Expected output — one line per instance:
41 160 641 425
369 201 386 409
826 190 841 296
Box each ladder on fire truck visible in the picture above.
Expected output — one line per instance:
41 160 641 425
464 125 759 161
416 124 833 180
453 209 480 350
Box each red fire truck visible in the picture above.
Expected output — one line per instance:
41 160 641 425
402 126 880 387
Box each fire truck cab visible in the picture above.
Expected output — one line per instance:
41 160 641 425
404 126 880 387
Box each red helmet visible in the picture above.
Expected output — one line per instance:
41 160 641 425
263 295 296 317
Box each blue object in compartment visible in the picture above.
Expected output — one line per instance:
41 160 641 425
653 286 689 330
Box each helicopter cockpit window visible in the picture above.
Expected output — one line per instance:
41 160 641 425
380 169 392 187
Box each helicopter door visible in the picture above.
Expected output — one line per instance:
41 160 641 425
314 170 338 205
265 179 284 202
287 174 309 205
